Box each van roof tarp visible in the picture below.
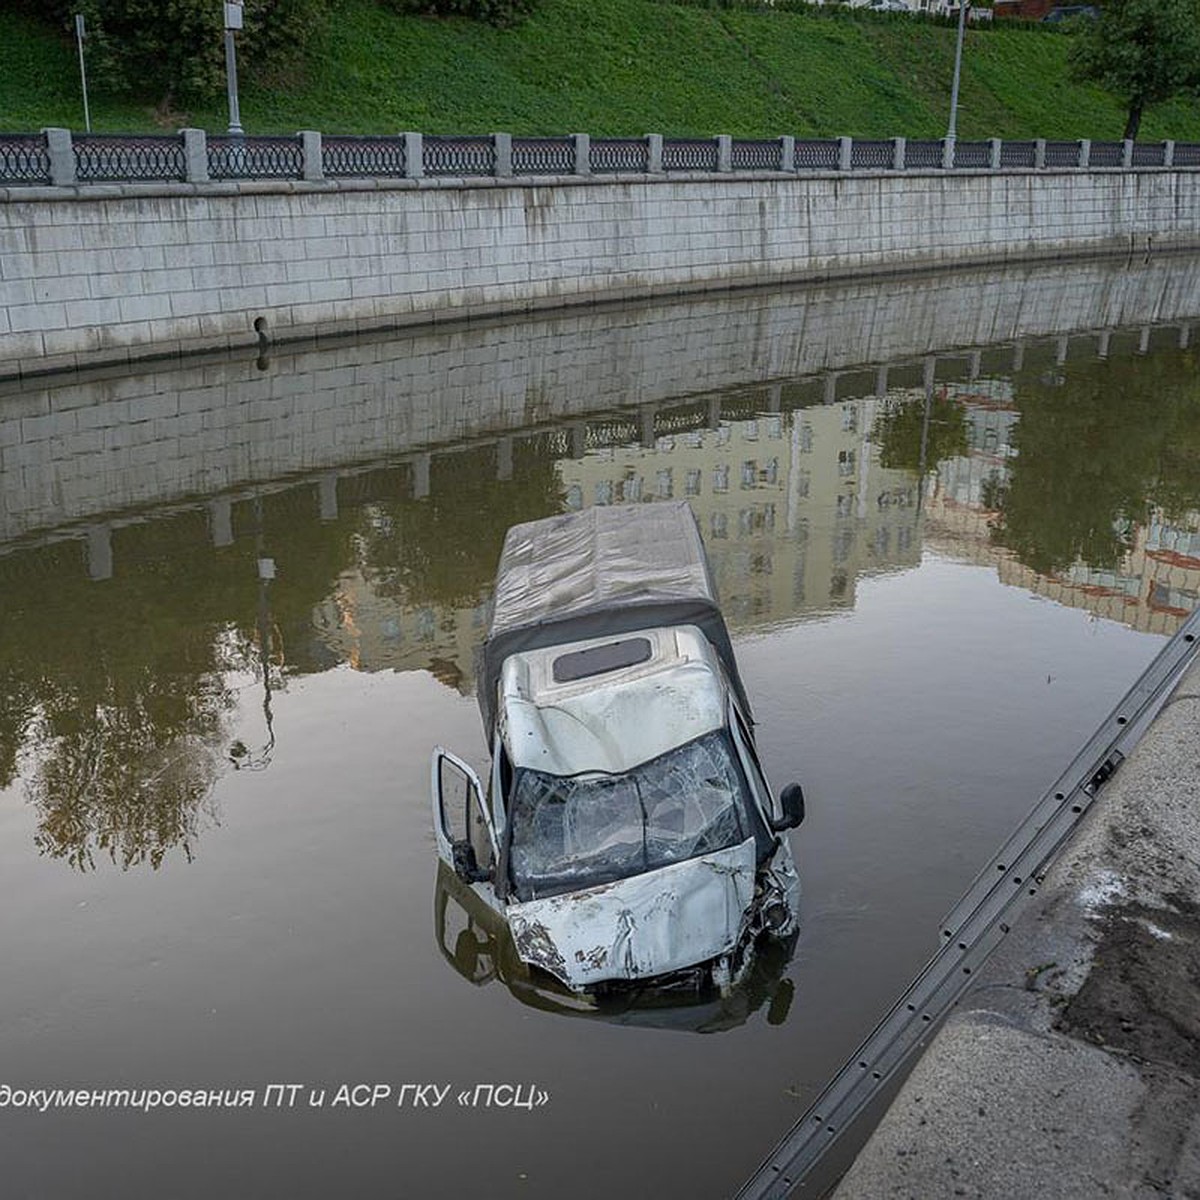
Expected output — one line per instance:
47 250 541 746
477 502 750 739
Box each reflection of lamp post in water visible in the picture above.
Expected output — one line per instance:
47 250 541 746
223 1 244 137
229 497 278 771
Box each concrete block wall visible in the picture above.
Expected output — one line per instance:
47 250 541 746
3 253 1199 544
2 168 1200 377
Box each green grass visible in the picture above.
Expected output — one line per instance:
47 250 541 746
2 0 1199 140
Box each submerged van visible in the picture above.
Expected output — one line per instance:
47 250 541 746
431 502 805 999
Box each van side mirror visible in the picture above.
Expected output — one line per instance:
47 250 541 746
771 783 805 832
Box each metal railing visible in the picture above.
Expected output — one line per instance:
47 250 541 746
0 133 51 185
4 127 1197 188
322 134 407 179
512 136 574 175
74 134 187 183
662 137 719 172
423 135 496 177
208 135 303 180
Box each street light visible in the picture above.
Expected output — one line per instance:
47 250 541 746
946 0 970 147
223 0 244 136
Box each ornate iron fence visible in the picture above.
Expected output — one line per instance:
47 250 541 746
794 140 839 170
663 138 719 171
1089 141 1125 167
423 135 495 176
0 133 50 185
589 138 649 173
512 136 574 175
1132 142 1166 167
732 139 783 171
1000 140 1037 169
4 129 1199 186
322 135 406 178
905 140 943 169
850 140 893 170
208 135 303 180
74 134 187 183
1044 140 1081 168
951 141 991 169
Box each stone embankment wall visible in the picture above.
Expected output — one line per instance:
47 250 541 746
2 167 1200 377
2 255 1199 545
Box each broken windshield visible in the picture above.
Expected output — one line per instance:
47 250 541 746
507 731 750 901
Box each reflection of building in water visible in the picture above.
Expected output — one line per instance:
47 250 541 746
926 382 1200 635
313 565 490 696
559 400 922 629
308 398 928 690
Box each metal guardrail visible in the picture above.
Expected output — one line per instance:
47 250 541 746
74 134 186 183
323 134 406 179
0 133 51 185
208 135 303 180
735 603 1200 1200
3 128 1197 188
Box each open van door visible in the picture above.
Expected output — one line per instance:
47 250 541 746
431 747 498 886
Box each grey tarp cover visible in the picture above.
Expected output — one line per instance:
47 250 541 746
477 501 751 739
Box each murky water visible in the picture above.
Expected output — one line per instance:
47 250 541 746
1 258 1199 1199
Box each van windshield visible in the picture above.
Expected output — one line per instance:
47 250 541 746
507 731 750 902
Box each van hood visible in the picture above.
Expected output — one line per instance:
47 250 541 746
506 840 758 990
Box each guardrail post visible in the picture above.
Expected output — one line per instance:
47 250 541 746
402 132 423 179
838 136 852 172
716 134 732 173
43 127 76 186
572 133 590 176
892 137 906 171
1164 140 1175 168
1079 139 1091 169
989 138 1002 170
647 134 663 175
493 132 512 177
180 128 209 183
1122 138 1133 168
942 137 954 170
300 130 323 182
1034 138 1046 169
780 135 795 172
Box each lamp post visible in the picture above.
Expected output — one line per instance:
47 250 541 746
223 1 244 136
946 0 970 147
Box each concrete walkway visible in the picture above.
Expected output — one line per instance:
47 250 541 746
834 656 1200 1200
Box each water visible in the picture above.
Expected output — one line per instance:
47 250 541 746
1 257 1199 1199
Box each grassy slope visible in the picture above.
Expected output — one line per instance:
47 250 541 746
1 0 1198 140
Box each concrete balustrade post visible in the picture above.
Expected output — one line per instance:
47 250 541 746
572 133 590 176
989 138 1002 170
493 133 512 177
1034 139 1046 169
300 130 323 182
942 137 955 170
780 136 795 172
647 134 663 175
716 135 732 173
43 127 76 187
1122 139 1134 168
1164 141 1175 168
1079 139 1091 169
892 137 906 171
180 128 209 183
838 136 852 172
402 132 423 179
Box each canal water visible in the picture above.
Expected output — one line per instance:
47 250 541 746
1 257 1198 1198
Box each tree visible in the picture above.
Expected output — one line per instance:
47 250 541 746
32 0 330 105
1069 0 1200 141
